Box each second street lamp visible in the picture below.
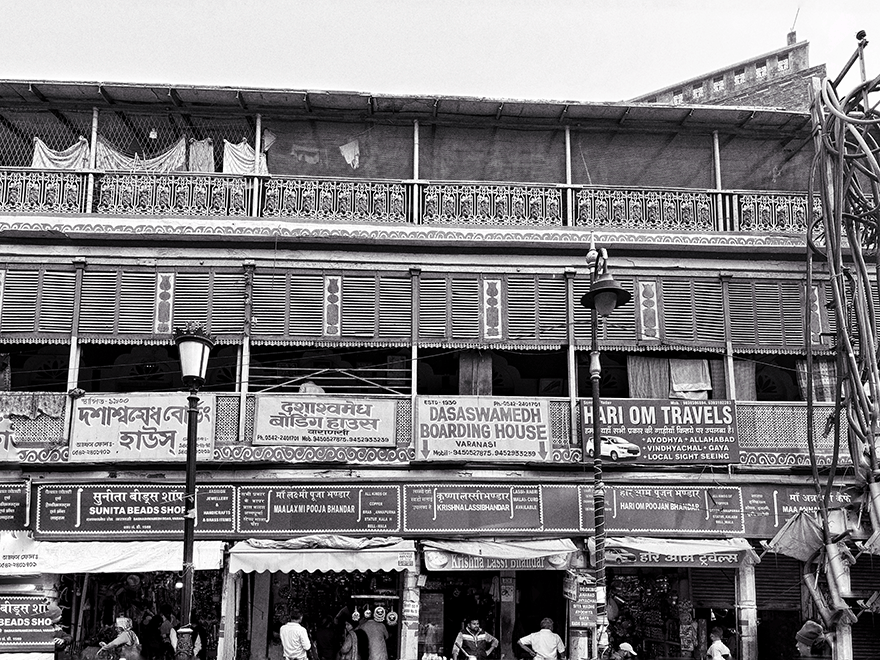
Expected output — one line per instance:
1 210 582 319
174 324 215 660
580 244 631 657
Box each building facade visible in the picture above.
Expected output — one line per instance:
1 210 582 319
0 79 875 660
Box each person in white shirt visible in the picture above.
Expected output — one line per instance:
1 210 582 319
706 627 731 660
280 610 312 660
517 618 565 660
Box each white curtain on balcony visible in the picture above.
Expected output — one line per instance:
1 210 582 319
95 135 186 172
222 139 268 175
31 136 90 170
188 138 215 172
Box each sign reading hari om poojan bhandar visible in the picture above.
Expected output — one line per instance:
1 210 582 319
580 398 738 465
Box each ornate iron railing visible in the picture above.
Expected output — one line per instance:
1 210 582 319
0 170 88 214
263 177 407 223
420 182 564 226
95 172 251 216
575 187 715 231
735 191 819 233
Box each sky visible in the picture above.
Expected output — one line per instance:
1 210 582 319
1 0 878 103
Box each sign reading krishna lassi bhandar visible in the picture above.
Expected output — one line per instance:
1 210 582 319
417 396 553 462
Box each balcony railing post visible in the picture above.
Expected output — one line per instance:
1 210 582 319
85 107 99 213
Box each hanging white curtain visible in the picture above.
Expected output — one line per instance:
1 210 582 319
95 135 187 172
188 137 215 172
31 136 90 170
222 139 268 174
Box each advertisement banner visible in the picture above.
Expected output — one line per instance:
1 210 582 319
0 596 54 652
70 393 215 462
253 396 397 446
417 397 553 462
580 398 738 464
404 484 542 532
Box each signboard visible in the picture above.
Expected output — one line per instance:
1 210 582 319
563 572 579 601
70 393 215 462
34 484 235 538
0 417 19 462
580 398 738 465
417 397 553 462
237 485 400 534
742 484 855 538
424 550 570 571
0 482 28 530
0 596 54 652
568 581 597 627
600 542 749 567
253 396 397 446
404 484 542 532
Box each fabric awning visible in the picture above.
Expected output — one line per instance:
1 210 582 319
422 538 577 571
228 536 417 573
0 533 225 574
595 536 759 567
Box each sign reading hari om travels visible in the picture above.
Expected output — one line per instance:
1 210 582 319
70 393 215 462
253 396 397 446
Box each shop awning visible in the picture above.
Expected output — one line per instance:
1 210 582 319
228 536 417 573
595 537 759 567
422 538 577 571
0 533 225 574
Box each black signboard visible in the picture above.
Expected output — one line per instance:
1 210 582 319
0 482 28 530
237 485 400 534
0 596 54 652
34 484 235 538
404 484 542 532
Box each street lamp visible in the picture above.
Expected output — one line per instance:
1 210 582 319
174 324 215 660
580 243 631 658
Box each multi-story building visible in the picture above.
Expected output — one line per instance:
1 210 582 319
0 77 875 660
629 31 826 111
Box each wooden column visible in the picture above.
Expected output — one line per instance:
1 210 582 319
400 568 421 660
249 571 272 660
736 561 758 660
218 572 241 660
499 572 516 660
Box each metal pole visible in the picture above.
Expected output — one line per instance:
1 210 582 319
177 389 199 660
590 266 608 658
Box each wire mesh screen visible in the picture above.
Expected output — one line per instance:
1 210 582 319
262 119 412 179
571 130 713 188
0 109 93 167
97 111 254 170
419 125 565 183
720 135 813 191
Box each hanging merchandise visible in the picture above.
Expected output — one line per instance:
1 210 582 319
31 136 91 170
385 610 398 626
95 135 186 172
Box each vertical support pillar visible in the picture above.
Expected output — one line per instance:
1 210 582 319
238 263 255 442
736 561 758 660
564 126 573 226
249 571 271 660
400 568 421 660
218 572 241 660
251 114 262 218
564 267 579 457
64 258 86 441
86 108 98 213
412 120 420 225
499 571 516 660
712 130 723 230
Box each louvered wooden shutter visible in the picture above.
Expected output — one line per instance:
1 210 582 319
536 277 567 342
378 275 411 338
572 277 636 344
173 273 209 328
507 276 539 341
419 278 448 339
79 271 119 334
211 273 246 334
662 279 725 346
252 272 288 336
342 275 377 338
288 273 324 337
38 271 75 333
1 269 75 336
118 272 156 334
451 278 480 339
1 270 39 333
729 280 806 349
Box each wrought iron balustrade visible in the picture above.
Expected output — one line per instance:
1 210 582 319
262 177 407 223
95 172 251 217
735 191 820 233
0 170 88 214
575 187 716 231
420 182 564 226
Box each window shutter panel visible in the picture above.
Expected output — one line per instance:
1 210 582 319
572 278 592 343
118 272 156 334
173 273 209 328
1 271 39 333
79 271 119 333
777 281 805 346
419 278 448 339
537 277 567 341
38 271 75 333
728 281 758 344
662 280 724 345
729 280 806 349
252 273 288 336
602 277 637 342
507 276 538 341
211 273 246 334
378 275 411 338
693 281 725 343
288 274 324 337
753 282 786 345
342 275 377 337
451 278 480 339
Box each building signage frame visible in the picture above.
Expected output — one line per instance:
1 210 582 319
0 596 55 652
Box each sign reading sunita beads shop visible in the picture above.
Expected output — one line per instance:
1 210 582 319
70 393 215 462
417 397 553 462
0 596 55 652
253 396 397 446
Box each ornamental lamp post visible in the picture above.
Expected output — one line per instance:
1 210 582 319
580 244 631 658
173 324 215 660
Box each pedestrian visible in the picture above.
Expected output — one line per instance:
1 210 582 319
610 641 637 659
706 627 731 660
280 609 313 660
100 617 142 660
357 607 389 660
168 616 204 660
517 618 565 660
157 607 178 660
452 618 498 660
337 619 359 660
795 620 832 658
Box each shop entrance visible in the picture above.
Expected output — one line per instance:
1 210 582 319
512 571 565 658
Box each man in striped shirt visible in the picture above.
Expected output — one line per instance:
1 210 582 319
452 619 499 660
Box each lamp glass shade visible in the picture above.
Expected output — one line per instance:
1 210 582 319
593 290 619 317
176 336 214 386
